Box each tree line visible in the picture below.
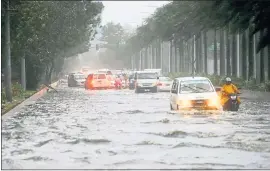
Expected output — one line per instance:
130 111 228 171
123 0 270 85
1 0 103 101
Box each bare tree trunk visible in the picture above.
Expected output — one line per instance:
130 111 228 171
191 36 195 76
241 30 247 80
220 28 225 76
248 27 254 80
203 31 208 74
255 32 261 84
259 30 264 82
214 29 218 75
169 40 173 73
232 33 237 77
179 37 184 72
226 25 231 76
174 38 178 72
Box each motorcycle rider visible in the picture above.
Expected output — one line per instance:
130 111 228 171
220 77 241 108
114 75 122 88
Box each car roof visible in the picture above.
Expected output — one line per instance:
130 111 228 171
135 71 158 73
175 77 210 81
93 73 106 75
74 73 85 76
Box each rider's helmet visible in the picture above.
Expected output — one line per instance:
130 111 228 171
225 77 232 85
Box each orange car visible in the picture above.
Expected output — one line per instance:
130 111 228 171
85 74 94 89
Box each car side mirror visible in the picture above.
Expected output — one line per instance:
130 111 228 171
157 76 159 79
215 87 221 92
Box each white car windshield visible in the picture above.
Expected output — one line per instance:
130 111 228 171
137 73 157 79
180 80 214 93
74 75 85 79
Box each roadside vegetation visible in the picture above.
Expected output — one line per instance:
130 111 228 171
1 83 36 114
120 1 270 92
2 1 104 105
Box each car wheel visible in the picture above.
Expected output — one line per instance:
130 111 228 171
151 87 158 93
135 88 140 94
170 104 173 110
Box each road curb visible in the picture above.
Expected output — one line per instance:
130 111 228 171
1 81 59 120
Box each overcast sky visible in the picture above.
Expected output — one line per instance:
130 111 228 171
101 1 169 28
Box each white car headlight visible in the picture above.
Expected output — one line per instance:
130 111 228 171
137 83 143 87
208 97 220 107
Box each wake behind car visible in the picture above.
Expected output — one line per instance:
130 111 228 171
68 73 86 87
170 77 222 111
134 71 159 93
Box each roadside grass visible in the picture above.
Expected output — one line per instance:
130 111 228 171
1 89 37 115
1 82 42 115
167 72 270 92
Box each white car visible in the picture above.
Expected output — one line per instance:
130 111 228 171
170 77 222 110
157 76 173 92
134 71 159 93
91 73 110 89
144 68 162 76
73 73 86 87
106 74 116 88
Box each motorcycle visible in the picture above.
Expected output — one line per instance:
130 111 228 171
223 93 240 111
114 81 122 89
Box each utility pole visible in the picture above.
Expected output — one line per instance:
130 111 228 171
4 0 12 102
21 53 26 91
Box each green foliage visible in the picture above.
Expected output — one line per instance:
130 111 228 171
123 0 270 60
2 1 104 88
12 82 24 97
1 87 6 104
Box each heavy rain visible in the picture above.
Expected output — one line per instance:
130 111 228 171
1 0 270 170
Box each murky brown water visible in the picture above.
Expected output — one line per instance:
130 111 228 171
2 85 270 169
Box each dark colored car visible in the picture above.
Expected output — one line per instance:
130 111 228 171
67 73 76 87
128 73 135 90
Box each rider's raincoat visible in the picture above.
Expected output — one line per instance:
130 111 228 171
220 83 241 105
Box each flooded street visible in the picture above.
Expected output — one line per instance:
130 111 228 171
2 85 270 169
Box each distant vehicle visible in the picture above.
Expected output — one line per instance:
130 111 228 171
144 69 162 76
157 76 173 92
106 74 116 89
111 70 122 75
86 73 110 90
134 71 159 93
128 72 136 90
169 77 222 111
81 66 90 73
97 69 112 75
68 73 86 87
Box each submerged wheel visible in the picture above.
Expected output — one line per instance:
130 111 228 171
135 88 140 94
170 104 173 110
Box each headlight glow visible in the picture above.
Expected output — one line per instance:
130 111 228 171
208 97 220 107
180 100 191 107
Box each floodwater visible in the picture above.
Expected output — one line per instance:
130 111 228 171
2 84 270 169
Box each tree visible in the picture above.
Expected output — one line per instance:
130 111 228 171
4 1 104 88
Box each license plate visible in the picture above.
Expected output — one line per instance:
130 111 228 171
145 89 150 91
196 100 204 103
166 84 170 86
